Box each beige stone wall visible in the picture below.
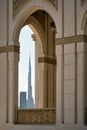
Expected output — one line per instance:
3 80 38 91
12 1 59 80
0 0 8 123
0 0 87 130
56 0 87 125
0 0 8 46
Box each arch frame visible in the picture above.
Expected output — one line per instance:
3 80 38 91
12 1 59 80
27 16 46 54
81 9 87 33
81 8 87 125
8 0 57 123
11 0 58 43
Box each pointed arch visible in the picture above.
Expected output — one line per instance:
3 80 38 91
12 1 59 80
12 0 58 42
27 16 46 54
81 9 87 31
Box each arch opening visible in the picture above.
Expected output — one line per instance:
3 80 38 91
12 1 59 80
18 25 35 109
18 10 56 109
15 9 57 124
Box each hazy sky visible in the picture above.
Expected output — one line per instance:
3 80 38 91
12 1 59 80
18 25 35 99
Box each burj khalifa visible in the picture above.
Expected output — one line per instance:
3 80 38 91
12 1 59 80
26 56 34 108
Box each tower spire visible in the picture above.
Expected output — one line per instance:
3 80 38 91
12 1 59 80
28 55 31 86
27 55 34 108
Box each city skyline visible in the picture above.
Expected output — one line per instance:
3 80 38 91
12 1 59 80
18 25 35 101
20 56 34 108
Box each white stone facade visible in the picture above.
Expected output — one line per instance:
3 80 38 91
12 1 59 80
0 0 87 130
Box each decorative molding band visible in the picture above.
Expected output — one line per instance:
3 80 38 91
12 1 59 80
0 45 19 53
17 108 56 124
56 35 87 45
38 57 56 65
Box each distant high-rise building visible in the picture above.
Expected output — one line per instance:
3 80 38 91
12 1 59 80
20 92 26 108
27 56 34 108
20 56 34 109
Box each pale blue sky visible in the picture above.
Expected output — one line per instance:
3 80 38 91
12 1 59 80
18 25 35 99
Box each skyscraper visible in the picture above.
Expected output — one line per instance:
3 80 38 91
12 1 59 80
27 56 34 108
20 92 26 109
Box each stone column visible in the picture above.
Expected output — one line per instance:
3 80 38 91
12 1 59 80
56 45 64 124
38 56 56 108
32 34 39 108
0 44 19 124
8 48 19 123
77 42 85 124
64 43 75 124
46 61 56 108
0 0 8 124
38 61 46 108
0 52 8 124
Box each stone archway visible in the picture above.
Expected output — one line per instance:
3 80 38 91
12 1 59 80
18 10 56 108
16 10 56 124
81 10 87 31
81 10 87 124
10 1 57 123
82 12 87 125
12 0 58 43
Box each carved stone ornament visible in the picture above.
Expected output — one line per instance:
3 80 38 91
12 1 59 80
81 0 86 5
17 108 56 124
45 0 57 8
13 0 31 18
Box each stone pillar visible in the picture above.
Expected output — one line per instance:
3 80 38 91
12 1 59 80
56 37 87 125
38 56 56 108
32 34 39 108
0 43 19 124
64 43 75 124
0 52 8 124
77 42 85 124
32 34 40 108
38 61 46 108
0 0 8 124
47 62 56 108
56 45 64 124
8 50 19 123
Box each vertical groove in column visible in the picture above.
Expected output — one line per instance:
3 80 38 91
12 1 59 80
6 0 9 123
62 0 64 123
53 29 55 107
45 13 47 107
53 67 55 107
62 0 64 37
84 45 86 124
75 0 77 123
52 27 54 107
75 41 77 124
46 13 48 108
62 44 64 123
